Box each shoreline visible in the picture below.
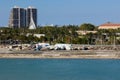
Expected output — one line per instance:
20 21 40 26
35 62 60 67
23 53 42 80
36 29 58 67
0 50 120 59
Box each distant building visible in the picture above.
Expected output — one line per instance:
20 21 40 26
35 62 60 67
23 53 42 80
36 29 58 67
9 6 26 28
26 33 45 38
9 6 37 29
99 23 120 29
76 31 97 35
33 34 45 38
26 6 37 29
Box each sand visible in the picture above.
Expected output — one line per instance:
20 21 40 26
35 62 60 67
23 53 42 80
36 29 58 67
0 50 120 59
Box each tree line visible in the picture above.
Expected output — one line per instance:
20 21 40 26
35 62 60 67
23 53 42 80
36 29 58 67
0 23 120 45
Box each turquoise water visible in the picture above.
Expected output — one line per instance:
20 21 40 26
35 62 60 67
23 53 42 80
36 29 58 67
0 59 120 80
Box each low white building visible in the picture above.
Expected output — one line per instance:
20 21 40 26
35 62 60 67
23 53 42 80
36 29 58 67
26 33 45 38
76 31 97 35
33 34 45 38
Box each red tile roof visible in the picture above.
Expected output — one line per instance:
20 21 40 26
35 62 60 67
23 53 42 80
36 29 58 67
100 23 120 26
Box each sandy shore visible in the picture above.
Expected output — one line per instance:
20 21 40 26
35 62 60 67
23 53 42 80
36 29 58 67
0 50 120 59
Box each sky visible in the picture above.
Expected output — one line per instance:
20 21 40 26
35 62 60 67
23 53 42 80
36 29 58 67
0 0 120 26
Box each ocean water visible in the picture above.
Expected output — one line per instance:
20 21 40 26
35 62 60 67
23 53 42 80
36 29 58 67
0 59 120 80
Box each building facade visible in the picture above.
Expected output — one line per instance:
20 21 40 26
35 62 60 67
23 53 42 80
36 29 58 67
9 6 37 29
26 7 37 27
99 23 120 29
